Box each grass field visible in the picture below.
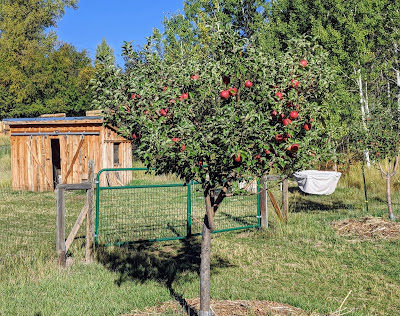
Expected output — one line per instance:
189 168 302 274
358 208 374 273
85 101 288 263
0 141 399 315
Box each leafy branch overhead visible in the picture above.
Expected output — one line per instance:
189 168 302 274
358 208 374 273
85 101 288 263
91 21 337 187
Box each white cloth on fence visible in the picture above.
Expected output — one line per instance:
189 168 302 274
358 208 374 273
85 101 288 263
293 170 341 195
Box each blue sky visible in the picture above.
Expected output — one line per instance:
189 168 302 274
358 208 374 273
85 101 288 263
56 1 185 66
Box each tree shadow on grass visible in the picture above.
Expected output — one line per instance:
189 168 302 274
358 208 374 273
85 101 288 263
289 187 354 213
290 198 354 213
96 236 233 315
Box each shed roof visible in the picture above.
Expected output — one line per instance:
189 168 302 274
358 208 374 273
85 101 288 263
3 116 103 125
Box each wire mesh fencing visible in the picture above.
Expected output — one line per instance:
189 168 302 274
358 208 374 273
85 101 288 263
0 186 89 275
95 169 261 245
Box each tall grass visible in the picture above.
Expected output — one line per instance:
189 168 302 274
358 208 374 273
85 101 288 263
0 147 399 315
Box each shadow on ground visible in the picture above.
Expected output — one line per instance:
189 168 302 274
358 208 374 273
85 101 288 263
96 237 233 316
289 186 354 213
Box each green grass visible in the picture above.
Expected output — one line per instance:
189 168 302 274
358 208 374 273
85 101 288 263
0 147 399 315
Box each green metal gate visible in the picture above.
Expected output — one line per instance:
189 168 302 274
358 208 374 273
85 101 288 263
95 168 261 245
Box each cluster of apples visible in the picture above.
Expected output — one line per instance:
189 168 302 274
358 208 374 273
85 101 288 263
231 59 312 163
220 75 253 100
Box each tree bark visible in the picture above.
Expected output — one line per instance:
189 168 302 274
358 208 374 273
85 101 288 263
199 180 232 316
386 176 395 221
379 156 399 221
199 215 213 316
356 67 371 167
200 188 214 316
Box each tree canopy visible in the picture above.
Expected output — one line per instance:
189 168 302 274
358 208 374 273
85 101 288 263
0 0 94 118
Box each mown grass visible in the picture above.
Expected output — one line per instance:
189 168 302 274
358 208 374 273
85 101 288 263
0 141 399 315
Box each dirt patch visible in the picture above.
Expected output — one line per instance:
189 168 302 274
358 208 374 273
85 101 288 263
331 216 400 240
127 298 319 315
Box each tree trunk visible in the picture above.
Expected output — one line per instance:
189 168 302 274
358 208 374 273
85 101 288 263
199 215 213 316
386 176 395 221
356 68 371 167
379 156 399 221
199 181 232 315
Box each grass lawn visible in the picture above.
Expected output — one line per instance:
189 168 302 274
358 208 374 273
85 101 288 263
0 146 399 315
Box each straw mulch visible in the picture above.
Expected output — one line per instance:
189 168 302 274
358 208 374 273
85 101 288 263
128 298 318 316
331 216 400 240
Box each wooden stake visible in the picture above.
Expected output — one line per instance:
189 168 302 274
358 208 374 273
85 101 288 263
260 175 268 228
56 186 66 268
86 160 95 263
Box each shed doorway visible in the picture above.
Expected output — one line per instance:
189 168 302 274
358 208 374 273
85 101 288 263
51 139 61 187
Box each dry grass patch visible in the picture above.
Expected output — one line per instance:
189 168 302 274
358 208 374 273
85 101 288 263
331 216 400 240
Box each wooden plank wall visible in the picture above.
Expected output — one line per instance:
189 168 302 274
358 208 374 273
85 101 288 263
99 127 132 186
10 122 131 191
11 135 53 191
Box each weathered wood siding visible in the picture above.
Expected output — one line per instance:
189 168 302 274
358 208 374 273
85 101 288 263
98 126 132 187
9 119 132 191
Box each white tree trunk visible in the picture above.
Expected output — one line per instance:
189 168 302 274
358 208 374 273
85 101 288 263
356 68 371 166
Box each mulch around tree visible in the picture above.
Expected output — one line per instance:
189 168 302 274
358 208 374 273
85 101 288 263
127 216 400 316
127 298 318 315
331 216 400 240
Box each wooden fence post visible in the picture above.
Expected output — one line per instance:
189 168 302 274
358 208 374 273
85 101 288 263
260 175 268 228
56 186 66 268
282 177 289 222
86 160 95 263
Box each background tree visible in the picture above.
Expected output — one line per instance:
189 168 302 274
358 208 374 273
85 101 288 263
91 12 336 314
95 38 116 67
266 0 400 165
0 0 94 118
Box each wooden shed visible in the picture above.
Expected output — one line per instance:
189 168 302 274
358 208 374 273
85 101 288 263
3 115 132 191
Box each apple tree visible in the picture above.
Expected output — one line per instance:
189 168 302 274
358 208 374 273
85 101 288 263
91 20 336 315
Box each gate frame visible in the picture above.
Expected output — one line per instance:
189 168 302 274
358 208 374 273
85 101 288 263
95 168 262 246
56 160 95 267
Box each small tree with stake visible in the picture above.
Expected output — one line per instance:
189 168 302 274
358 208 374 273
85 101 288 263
353 105 400 221
91 20 336 316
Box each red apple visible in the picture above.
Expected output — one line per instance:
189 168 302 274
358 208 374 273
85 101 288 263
181 144 186 151
132 133 139 139
160 108 168 116
290 144 300 152
172 137 181 142
220 90 230 99
275 92 283 99
131 94 137 99
275 134 284 142
300 59 308 67
270 110 278 118
291 79 299 88
255 154 261 161
289 111 298 119
163 86 168 91
222 76 230 85
265 149 271 155
229 87 237 96
182 93 189 99
282 118 291 126
233 153 241 162
304 123 312 131
245 80 253 88
191 74 199 80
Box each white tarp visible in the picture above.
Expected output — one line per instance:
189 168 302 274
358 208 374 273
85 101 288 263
293 170 342 195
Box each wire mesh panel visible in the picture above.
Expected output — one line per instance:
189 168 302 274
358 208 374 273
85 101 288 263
190 183 260 235
96 184 189 245
95 168 260 245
